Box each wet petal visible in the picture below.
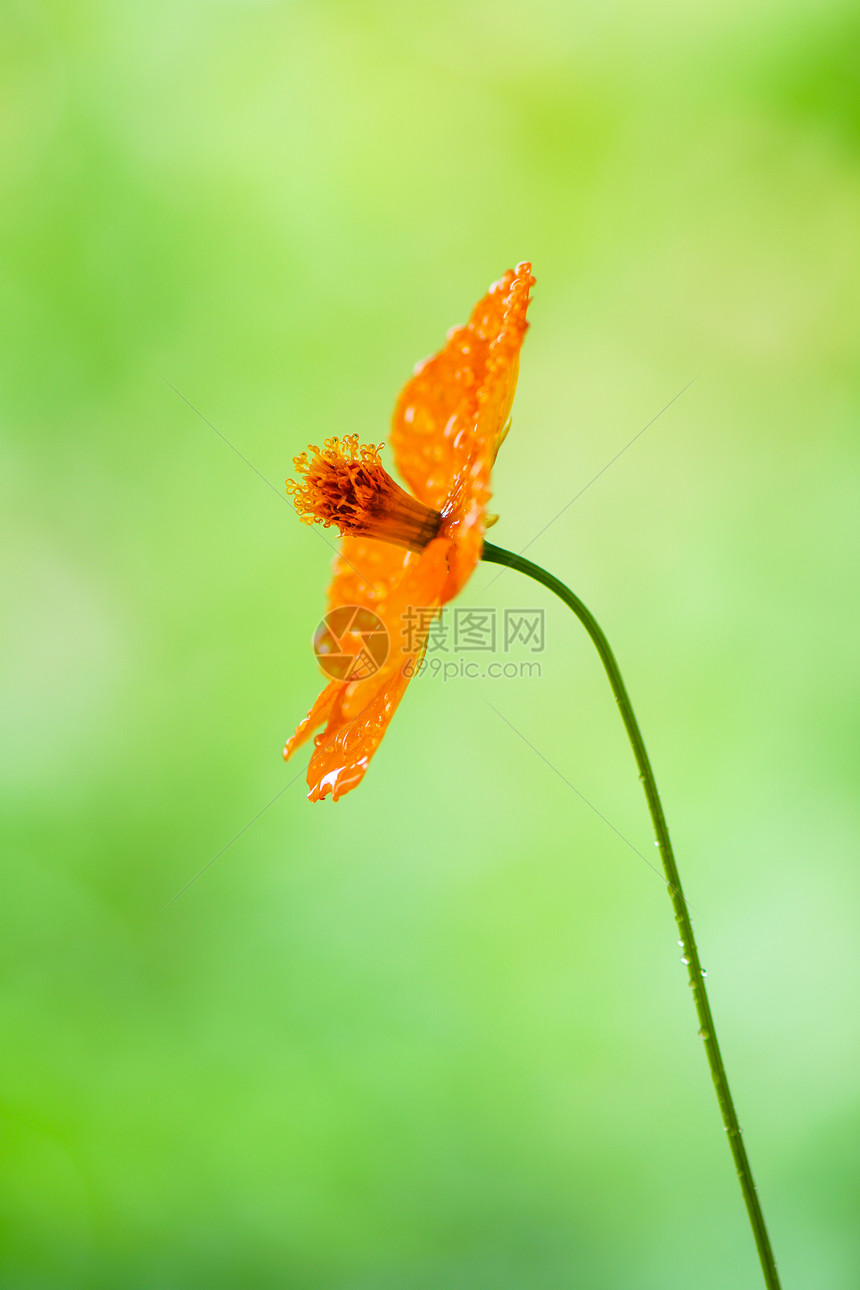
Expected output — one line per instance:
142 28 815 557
327 536 413 618
390 263 534 520
307 661 414 801
299 538 452 801
283 681 345 760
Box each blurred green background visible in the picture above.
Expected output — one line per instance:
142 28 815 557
2 1 859 1286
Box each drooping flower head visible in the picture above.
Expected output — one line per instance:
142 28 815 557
284 263 535 800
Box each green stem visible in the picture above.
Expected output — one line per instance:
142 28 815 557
481 540 780 1290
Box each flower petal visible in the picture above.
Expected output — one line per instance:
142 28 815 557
306 661 414 801
288 537 452 801
327 536 412 618
284 680 345 760
390 263 534 516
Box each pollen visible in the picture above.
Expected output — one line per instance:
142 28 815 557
286 435 442 553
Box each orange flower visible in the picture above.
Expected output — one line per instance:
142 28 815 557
284 262 535 800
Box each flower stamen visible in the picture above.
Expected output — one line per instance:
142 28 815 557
286 435 442 552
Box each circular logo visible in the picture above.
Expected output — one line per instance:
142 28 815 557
313 605 389 682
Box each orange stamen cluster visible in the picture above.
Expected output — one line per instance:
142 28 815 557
286 435 442 553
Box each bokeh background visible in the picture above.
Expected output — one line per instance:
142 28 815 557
2 1 859 1286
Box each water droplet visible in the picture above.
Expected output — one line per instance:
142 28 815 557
678 939 685 948
680 955 690 965
701 967 708 977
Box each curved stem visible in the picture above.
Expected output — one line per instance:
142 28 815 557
481 540 780 1290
